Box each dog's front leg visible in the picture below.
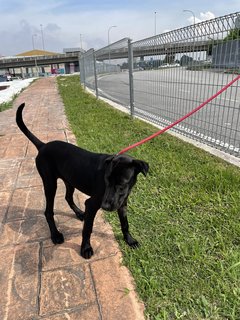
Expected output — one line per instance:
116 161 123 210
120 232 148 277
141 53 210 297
80 197 99 259
118 202 139 248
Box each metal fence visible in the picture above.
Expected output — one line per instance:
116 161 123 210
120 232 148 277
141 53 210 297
79 12 240 158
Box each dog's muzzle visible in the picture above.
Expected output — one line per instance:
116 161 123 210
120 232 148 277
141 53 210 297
101 202 115 211
101 193 122 212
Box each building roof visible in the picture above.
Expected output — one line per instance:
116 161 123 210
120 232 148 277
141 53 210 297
16 49 59 57
63 48 85 54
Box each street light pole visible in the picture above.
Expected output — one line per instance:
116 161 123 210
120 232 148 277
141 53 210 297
32 34 37 50
108 25 117 64
80 34 83 50
154 11 157 36
40 24 45 50
183 9 196 25
183 9 196 38
183 9 196 63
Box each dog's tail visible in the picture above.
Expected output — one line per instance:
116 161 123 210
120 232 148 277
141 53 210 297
16 103 45 151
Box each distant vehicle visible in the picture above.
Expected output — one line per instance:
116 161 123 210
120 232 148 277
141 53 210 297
6 74 12 81
0 74 12 82
158 63 180 69
0 75 7 82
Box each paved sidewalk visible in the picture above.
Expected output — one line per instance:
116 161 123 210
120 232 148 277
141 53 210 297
0 78 145 320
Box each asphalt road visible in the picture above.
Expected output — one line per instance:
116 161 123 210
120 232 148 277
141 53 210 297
97 68 240 153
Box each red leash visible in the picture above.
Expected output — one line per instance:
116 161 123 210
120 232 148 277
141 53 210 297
118 74 240 155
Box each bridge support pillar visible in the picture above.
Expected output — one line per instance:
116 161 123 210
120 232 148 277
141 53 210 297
74 62 79 72
139 56 145 69
65 63 70 74
25 67 29 77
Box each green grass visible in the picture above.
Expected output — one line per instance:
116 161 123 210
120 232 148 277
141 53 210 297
0 80 36 112
58 75 240 320
0 99 15 112
0 91 24 112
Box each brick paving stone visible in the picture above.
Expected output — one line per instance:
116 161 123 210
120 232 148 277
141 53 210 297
3 134 28 159
0 135 13 158
0 191 11 223
0 216 49 246
39 304 100 320
41 215 119 272
0 243 40 320
0 77 145 320
0 247 15 319
91 253 145 320
15 158 42 188
6 186 44 221
39 264 95 316
0 159 21 192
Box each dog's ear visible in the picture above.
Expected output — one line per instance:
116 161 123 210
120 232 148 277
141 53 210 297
133 160 149 176
102 155 115 173
106 155 130 168
104 155 115 165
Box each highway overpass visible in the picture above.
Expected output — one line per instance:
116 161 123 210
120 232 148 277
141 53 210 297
0 52 80 70
0 39 211 72
96 39 211 61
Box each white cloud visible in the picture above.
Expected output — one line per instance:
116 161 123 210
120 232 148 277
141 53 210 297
200 11 215 21
187 11 216 24
0 0 238 57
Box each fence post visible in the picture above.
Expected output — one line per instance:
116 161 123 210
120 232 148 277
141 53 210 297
79 52 86 88
93 50 99 99
128 38 134 117
78 53 82 84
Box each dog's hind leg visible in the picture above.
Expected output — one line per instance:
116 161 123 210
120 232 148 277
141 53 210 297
64 182 84 221
36 158 64 244
118 202 139 248
43 177 64 244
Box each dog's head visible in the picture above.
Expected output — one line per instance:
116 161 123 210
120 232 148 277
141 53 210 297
101 155 149 211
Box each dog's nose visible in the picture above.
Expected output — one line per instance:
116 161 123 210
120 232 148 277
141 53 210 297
101 202 113 211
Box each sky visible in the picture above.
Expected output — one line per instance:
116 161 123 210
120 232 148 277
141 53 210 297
0 0 239 56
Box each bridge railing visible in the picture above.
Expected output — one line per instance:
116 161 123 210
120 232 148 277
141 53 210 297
79 11 240 159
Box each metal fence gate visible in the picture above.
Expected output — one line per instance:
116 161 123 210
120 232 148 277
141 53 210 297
79 12 240 158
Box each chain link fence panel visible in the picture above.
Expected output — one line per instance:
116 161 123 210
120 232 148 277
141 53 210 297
79 12 240 158
132 12 240 156
95 38 130 106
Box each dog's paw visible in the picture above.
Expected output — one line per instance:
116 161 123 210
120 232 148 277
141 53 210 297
51 232 64 244
125 234 139 249
128 239 139 249
81 245 94 259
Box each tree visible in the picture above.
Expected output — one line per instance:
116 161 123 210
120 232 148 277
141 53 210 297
224 28 240 41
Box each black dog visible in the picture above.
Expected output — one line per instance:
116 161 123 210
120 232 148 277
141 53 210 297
16 103 149 258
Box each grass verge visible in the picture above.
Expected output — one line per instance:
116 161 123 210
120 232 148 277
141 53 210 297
58 75 240 320
0 94 17 112
0 79 37 112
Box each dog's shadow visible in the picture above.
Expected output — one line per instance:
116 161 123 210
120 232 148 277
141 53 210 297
3 206 119 263
4 206 81 239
